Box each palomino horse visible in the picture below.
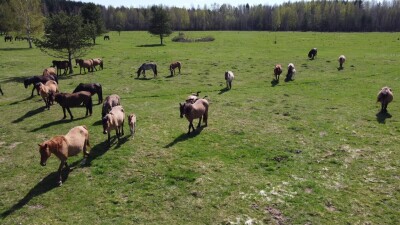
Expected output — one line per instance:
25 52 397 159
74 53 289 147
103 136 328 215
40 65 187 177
53 91 93 120
169 61 181 76
75 59 94 74
73 83 103 104
24 75 58 97
38 125 90 186
179 98 209 134
137 62 157 78
92 58 103 71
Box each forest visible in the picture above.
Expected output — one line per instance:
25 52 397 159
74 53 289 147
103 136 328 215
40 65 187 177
1 0 400 33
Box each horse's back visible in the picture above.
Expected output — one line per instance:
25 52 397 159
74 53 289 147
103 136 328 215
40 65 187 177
65 126 89 156
110 105 125 121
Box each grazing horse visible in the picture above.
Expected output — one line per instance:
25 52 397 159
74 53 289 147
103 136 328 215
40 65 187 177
52 60 70 75
225 71 234 90
179 98 209 134
169 61 181 76
24 75 58 97
102 105 125 145
36 80 59 109
4 35 12 42
104 35 110 40
92 58 103 71
53 91 93 120
73 83 103 104
137 62 157 78
38 125 90 186
308 48 318 60
274 64 283 81
102 94 121 118
76 59 94 74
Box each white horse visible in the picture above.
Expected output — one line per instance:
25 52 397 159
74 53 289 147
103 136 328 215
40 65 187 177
225 71 234 90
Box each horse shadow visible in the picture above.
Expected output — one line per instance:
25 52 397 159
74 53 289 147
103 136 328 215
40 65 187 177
134 77 153 81
218 87 230 95
337 67 344 71
12 106 47 123
0 164 75 219
92 120 102 126
30 116 87 132
136 44 164 47
114 136 129 149
376 111 392 124
271 79 279 87
9 96 34 106
84 140 110 166
164 126 205 148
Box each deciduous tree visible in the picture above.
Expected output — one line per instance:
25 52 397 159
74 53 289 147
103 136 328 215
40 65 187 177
148 6 172 45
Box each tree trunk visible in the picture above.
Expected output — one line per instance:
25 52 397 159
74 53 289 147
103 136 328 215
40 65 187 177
160 34 163 45
68 52 74 74
93 37 96 45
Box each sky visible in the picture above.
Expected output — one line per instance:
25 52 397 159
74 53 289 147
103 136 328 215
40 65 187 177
72 0 284 8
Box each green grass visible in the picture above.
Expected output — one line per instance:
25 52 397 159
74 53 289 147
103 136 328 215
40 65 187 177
0 31 400 224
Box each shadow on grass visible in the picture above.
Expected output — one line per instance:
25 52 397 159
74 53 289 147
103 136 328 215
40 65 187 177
218 87 230 95
134 77 153 81
0 47 31 51
376 111 392 124
337 67 344 71
0 160 80 219
164 126 205 148
136 44 165 47
30 116 87 132
92 120 102 126
12 106 46 123
85 140 110 166
9 95 34 106
271 79 279 87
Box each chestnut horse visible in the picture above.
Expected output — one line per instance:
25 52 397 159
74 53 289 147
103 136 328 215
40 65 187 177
38 125 90 186
179 98 209 134
53 91 93 120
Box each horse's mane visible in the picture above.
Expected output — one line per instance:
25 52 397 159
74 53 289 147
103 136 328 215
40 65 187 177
48 136 67 152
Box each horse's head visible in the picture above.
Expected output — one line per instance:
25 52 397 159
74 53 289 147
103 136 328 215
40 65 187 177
38 142 51 166
23 78 30 88
102 115 110 134
179 103 185 118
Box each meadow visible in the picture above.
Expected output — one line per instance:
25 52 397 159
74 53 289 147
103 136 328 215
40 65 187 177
0 31 399 224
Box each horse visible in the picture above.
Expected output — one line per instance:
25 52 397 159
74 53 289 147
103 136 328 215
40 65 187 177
179 98 209 134
52 60 70 75
15 36 24 41
53 91 93 120
338 55 346 69
43 67 57 76
104 35 110 40
38 125 90 186
76 59 94 74
274 64 283 81
137 62 157 78
24 75 58 97
4 35 12 42
92 58 103 71
285 63 296 81
36 80 59 110
73 83 103 104
186 91 201 104
169 61 181 76
102 105 125 145
128 113 137 138
225 71 234 90
102 94 121 118
308 48 318 60
0 85 3 95
377 87 393 113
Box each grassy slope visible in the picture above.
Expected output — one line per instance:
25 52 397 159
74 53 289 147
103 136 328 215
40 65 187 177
0 31 399 224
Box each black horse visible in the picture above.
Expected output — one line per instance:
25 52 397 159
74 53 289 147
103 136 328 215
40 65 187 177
308 48 318 60
73 83 103 104
0 85 3 95
52 60 70 75
104 35 110 40
24 75 58 97
4 35 12 42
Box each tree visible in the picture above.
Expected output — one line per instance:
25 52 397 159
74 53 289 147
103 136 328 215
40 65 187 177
0 0 15 34
80 3 106 44
148 6 172 45
34 12 93 74
9 0 44 48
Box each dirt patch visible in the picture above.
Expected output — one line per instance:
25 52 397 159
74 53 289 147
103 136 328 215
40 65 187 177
266 206 287 225
8 142 22 149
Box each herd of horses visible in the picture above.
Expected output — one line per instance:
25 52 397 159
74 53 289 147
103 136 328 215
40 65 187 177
15 45 390 186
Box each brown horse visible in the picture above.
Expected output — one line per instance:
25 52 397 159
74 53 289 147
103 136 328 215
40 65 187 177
170 61 181 76
38 125 90 186
179 98 209 134
73 83 103 104
274 64 283 81
92 58 103 71
102 94 121 118
37 80 59 109
52 60 70 75
75 59 94 74
24 75 58 97
53 91 93 120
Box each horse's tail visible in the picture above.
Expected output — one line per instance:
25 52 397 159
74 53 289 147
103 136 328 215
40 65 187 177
100 60 103 70
154 64 158 76
203 106 208 125
87 96 93 115
137 67 142 77
97 84 103 103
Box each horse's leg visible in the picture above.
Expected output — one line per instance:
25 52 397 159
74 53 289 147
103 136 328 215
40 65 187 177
58 160 65 186
116 128 120 140
121 120 124 136
66 107 73 120
197 117 202 128
31 86 35 97
229 81 232 89
62 107 67 119
188 122 192 134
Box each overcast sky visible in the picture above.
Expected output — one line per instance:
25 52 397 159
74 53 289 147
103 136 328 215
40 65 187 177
73 0 285 8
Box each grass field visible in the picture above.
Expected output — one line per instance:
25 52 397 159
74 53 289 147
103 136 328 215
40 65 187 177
0 31 399 224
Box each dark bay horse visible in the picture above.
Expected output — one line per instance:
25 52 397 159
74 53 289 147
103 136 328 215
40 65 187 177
53 91 93 120
137 62 157 78
24 75 58 97
169 61 181 76
73 83 103 104
104 35 110 40
4 35 12 42
52 60 70 75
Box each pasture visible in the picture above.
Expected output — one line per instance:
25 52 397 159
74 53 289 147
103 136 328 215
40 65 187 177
0 31 399 224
